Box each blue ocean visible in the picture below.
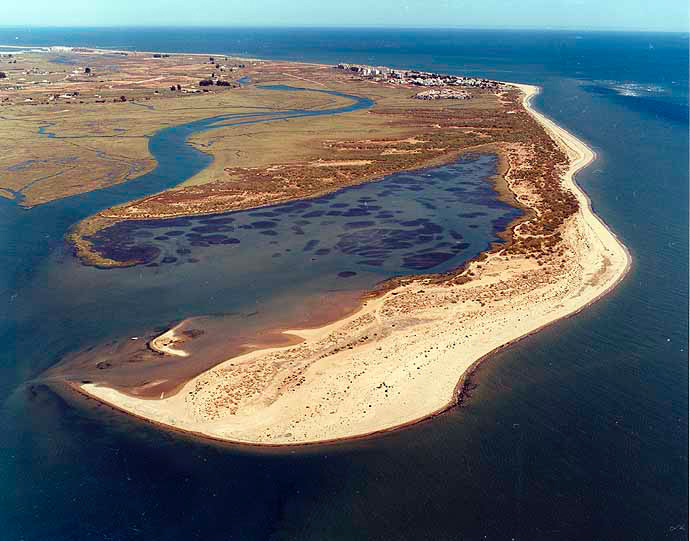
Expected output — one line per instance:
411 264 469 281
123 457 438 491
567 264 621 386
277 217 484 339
1 28 687 540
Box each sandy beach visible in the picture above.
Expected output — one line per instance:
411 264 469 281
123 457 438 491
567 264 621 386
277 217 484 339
80 83 631 446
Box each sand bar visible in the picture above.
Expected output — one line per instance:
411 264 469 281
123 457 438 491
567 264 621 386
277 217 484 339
80 83 631 446
149 325 190 357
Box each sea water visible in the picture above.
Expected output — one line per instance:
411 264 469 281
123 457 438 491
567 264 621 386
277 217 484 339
0 28 687 540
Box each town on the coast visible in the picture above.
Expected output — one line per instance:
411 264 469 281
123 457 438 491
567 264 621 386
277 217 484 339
335 62 502 99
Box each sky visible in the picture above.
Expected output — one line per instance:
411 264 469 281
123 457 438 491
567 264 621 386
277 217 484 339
2 0 688 32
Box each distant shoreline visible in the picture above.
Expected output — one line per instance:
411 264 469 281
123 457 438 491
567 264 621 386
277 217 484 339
0 43 264 62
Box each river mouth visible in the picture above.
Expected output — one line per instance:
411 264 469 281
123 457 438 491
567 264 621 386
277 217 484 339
45 153 521 397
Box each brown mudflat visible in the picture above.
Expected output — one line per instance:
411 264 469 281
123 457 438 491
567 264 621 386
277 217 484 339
49 289 362 398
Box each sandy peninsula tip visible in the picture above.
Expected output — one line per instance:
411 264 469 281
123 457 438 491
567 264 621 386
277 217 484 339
79 82 631 447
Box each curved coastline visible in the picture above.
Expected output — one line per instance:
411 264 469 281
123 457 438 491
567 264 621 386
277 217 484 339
77 83 631 447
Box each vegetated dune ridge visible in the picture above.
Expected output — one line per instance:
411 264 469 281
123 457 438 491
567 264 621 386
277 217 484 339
79 84 631 446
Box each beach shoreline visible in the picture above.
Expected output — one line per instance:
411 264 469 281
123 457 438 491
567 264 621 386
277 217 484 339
76 81 631 447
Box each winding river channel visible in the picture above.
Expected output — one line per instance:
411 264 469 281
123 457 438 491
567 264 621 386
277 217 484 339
1 86 373 295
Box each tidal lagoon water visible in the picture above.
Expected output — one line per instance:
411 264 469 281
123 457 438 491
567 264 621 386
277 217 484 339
47 153 519 397
87 154 514 276
1 29 688 540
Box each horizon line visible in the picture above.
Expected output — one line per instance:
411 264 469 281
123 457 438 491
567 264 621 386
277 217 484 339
0 24 687 34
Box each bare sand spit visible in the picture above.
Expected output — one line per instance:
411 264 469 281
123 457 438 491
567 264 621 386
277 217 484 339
149 325 190 358
81 84 631 446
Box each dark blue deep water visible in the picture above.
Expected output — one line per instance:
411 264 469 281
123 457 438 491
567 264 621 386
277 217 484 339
1 28 688 540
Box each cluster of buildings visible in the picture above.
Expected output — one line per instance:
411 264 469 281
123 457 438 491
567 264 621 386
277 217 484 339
335 63 502 90
413 88 470 100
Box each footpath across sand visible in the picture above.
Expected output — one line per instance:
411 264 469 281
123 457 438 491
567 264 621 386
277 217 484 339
80 84 631 446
